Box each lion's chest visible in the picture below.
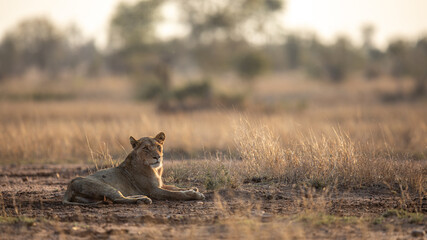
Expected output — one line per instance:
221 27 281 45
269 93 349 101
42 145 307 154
147 174 162 188
129 170 163 194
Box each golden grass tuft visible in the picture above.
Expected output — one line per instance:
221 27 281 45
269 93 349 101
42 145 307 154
234 118 426 193
234 118 286 178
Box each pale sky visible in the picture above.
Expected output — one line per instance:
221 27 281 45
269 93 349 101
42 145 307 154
0 0 427 48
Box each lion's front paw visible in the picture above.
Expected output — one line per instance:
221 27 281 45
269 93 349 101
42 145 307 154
195 191 205 200
137 197 152 205
185 190 205 200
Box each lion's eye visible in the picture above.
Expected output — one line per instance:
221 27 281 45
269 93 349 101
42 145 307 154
143 146 149 151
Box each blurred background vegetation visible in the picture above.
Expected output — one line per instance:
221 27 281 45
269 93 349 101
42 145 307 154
0 0 426 109
0 0 426 168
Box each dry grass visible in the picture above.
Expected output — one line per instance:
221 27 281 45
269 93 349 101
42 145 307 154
0 99 426 193
235 119 426 192
1 101 425 163
234 118 286 178
0 101 235 163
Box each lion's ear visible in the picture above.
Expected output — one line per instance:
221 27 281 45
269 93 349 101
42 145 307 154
155 132 165 144
130 136 138 149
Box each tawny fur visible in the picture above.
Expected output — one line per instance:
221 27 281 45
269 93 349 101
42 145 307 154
63 132 204 205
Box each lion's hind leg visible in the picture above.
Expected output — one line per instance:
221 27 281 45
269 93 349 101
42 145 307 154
63 178 103 205
63 177 151 205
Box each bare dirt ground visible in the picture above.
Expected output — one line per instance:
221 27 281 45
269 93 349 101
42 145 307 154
0 164 426 239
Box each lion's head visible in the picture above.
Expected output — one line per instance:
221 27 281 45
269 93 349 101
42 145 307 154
129 132 165 169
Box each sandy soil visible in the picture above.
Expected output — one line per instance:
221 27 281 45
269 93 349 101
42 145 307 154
0 164 425 239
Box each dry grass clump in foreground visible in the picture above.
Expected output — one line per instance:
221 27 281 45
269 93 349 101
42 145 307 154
233 118 426 194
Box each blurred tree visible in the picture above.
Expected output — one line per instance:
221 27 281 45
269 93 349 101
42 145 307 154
361 24 383 79
177 0 284 44
283 34 302 69
303 36 363 82
107 0 172 101
326 37 351 82
383 38 427 99
0 36 18 80
386 40 410 78
409 37 427 97
0 17 65 78
62 24 102 76
0 17 102 80
303 35 325 79
235 50 269 82
107 0 286 103
108 0 163 49
174 0 285 76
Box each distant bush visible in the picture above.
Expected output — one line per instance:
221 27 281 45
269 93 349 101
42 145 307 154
152 78 249 112
217 92 248 109
135 79 166 101
1 91 75 101
174 80 213 101
235 51 269 82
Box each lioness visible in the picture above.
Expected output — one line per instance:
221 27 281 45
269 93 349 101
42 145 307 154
63 132 204 205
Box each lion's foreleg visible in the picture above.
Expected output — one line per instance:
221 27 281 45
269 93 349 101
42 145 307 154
161 184 182 191
150 188 204 201
161 184 199 192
